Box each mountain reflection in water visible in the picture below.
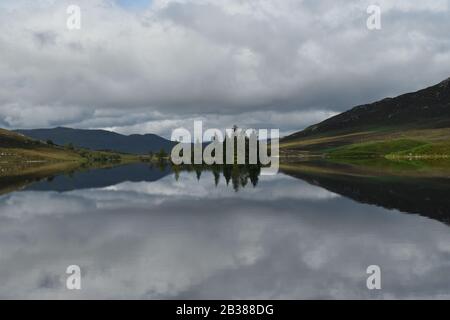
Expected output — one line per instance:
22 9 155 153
0 161 449 299
17 161 450 225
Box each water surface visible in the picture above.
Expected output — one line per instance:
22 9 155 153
0 163 449 299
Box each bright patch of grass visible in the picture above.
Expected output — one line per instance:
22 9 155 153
389 141 450 158
327 139 427 159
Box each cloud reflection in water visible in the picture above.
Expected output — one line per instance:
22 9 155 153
0 171 449 299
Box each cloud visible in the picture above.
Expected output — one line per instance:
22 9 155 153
103 109 338 136
0 0 449 136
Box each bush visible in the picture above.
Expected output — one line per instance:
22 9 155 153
65 143 75 150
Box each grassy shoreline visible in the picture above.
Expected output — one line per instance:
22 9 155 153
281 127 450 160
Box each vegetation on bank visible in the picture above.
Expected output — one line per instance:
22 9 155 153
387 141 450 159
325 139 425 159
325 138 450 160
281 127 450 160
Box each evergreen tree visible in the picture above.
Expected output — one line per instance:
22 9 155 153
157 148 167 159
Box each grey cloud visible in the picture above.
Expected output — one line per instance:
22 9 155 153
104 109 338 137
33 31 58 47
0 0 449 135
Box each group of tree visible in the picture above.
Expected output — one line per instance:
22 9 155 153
147 149 168 161
182 125 266 165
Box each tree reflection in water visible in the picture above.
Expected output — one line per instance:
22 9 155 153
170 164 262 192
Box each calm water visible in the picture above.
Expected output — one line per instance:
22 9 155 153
0 163 449 299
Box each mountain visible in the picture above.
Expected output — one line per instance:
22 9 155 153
16 127 175 154
282 77 450 156
286 77 450 140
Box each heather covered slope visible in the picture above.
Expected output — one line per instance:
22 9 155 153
281 78 450 158
0 128 81 162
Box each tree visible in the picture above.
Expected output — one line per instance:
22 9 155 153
46 139 55 145
157 148 167 159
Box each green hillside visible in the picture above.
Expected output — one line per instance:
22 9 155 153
281 77 450 159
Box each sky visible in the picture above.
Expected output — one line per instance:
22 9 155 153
0 0 449 138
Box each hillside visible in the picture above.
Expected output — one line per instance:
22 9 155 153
282 77 450 158
16 127 175 155
0 128 81 162
0 128 142 179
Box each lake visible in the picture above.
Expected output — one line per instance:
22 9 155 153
0 162 449 299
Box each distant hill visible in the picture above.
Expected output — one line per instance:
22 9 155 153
16 127 175 155
282 77 450 156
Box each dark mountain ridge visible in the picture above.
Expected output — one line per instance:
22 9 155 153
16 127 175 154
